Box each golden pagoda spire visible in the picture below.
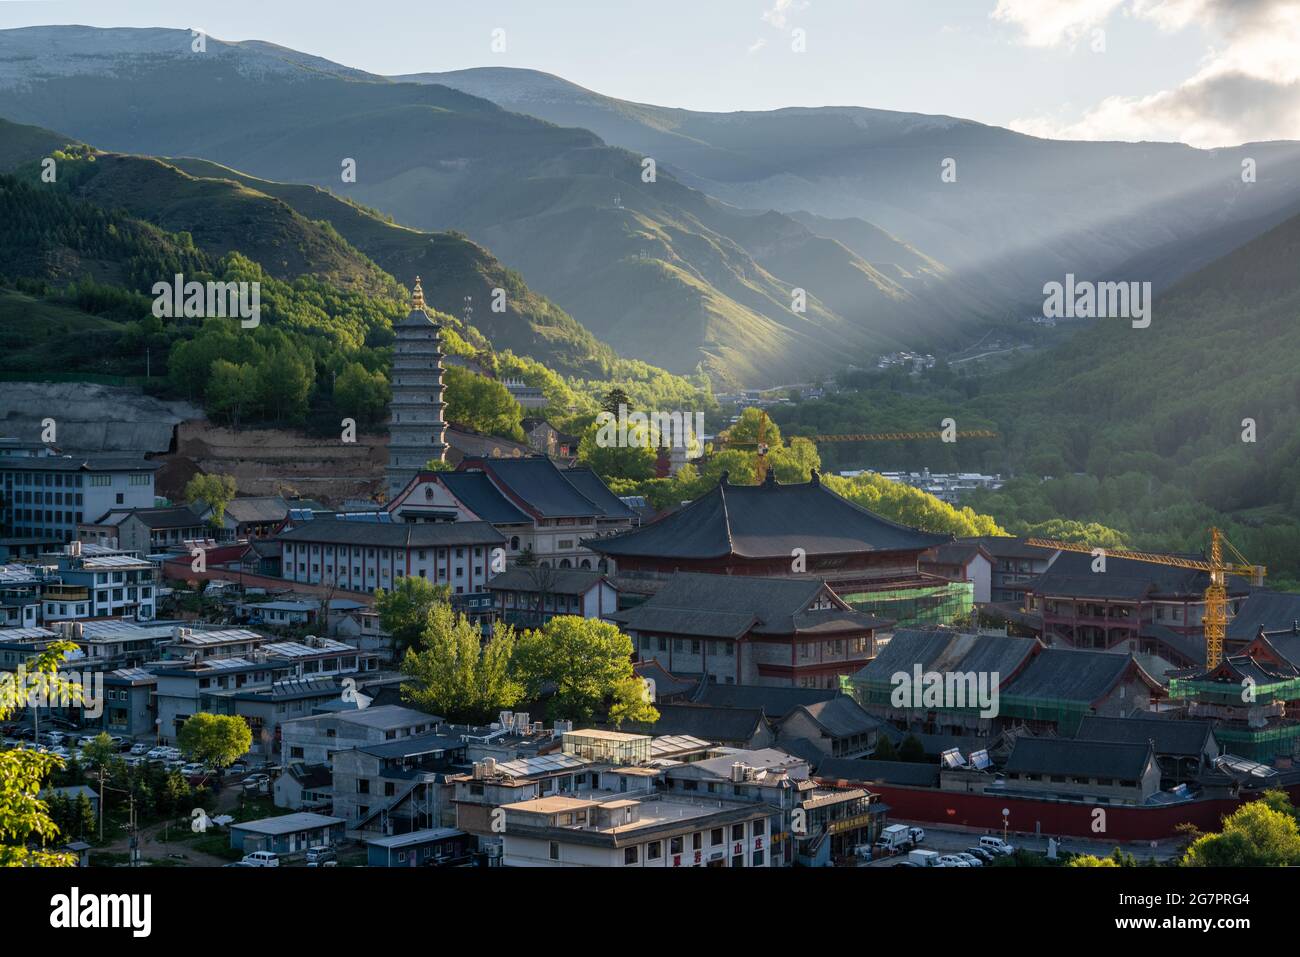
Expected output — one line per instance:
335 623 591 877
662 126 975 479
411 276 425 311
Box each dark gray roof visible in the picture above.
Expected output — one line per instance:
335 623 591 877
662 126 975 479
355 733 465 759
277 518 503 548
693 683 837 717
460 456 627 519
853 627 1039 689
621 704 766 744
485 567 607 595
0 454 160 473
1028 550 1250 600
1074 715 1213 757
782 698 879 738
588 473 949 560
286 763 333 788
634 659 697 698
923 542 991 565
560 468 636 519
221 496 290 524
434 471 529 524
960 536 1057 561
1004 737 1153 780
95 505 204 529
1002 649 1157 705
610 572 885 639
1229 590 1300 641
815 758 940 788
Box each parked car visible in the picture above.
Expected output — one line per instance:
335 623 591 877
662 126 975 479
242 773 270 792
894 860 920 868
966 847 996 864
978 836 1016 856
240 851 280 867
953 852 984 867
77 735 101 747
305 846 336 866
129 743 149 756
937 855 972 867
227 761 249 775
41 731 66 746
908 826 926 844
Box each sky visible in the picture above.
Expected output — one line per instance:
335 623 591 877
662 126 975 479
0 0 1296 147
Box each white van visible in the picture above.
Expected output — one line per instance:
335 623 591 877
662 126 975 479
240 851 280 867
978 836 1015 856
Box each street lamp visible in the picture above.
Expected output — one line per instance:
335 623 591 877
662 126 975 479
1001 807 1010 844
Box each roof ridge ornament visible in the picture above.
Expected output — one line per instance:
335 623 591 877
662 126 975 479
411 276 426 311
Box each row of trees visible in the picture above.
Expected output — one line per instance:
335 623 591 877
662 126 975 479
376 577 658 726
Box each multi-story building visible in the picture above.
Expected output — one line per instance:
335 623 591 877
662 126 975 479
332 732 468 832
45 543 158 621
277 514 505 596
962 536 1061 606
613 572 888 689
0 563 44 627
386 455 636 569
385 279 448 498
79 505 209 554
0 452 159 542
278 705 446 768
485 567 618 627
588 471 962 628
499 790 775 868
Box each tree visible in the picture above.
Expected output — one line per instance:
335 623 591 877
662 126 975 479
1182 792 1300 866
185 472 238 529
444 366 525 440
375 577 452 657
401 604 523 723
513 616 658 724
205 359 258 428
257 345 314 424
334 361 390 423
0 641 82 866
80 732 117 771
576 420 656 481
602 388 631 416
898 734 927 763
423 459 455 472
176 713 252 773
871 735 899 761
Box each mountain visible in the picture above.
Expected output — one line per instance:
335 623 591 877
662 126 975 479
415 66 1300 300
0 26 994 386
0 117 652 380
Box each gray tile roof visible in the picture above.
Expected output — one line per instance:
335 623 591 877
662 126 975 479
853 627 1039 689
221 496 290 524
1074 715 1213 757
692 683 837 716
485 567 607 595
435 471 529 524
1001 648 1156 705
783 697 879 738
277 518 503 548
460 456 627 519
610 572 884 639
815 757 940 787
1028 550 1251 600
621 703 766 744
589 473 949 560
1004 737 1153 780
1229 590 1300 641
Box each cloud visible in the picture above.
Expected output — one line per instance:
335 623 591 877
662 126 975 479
996 0 1300 146
760 0 810 32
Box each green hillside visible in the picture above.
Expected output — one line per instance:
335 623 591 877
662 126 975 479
0 27 1000 386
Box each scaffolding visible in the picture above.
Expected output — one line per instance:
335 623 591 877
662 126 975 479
843 581 974 630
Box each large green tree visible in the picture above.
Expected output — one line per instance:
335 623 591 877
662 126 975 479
444 366 525 440
176 713 253 771
184 472 238 529
375 576 452 657
400 604 523 723
1182 791 1300 866
0 641 82 866
335 361 390 423
513 616 658 725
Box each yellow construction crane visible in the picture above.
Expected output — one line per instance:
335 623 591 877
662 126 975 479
719 411 997 483
1024 527 1265 669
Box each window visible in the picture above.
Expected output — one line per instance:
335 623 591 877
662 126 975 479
647 841 661 861
669 836 683 854
731 823 745 841
624 846 638 865
357 780 370 793
710 828 723 846
549 841 560 861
